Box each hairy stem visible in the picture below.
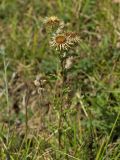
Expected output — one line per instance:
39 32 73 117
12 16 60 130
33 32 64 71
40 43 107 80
58 54 67 149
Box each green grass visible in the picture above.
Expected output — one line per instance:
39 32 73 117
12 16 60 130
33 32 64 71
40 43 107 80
0 0 120 159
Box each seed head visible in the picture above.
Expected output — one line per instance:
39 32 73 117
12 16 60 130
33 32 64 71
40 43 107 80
43 16 61 27
50 33 74 51
65 32 80 44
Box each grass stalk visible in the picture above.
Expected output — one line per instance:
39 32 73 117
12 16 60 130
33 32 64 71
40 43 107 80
1 47 11 158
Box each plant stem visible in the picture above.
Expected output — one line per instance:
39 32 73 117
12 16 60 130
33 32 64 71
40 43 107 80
23 85 30 138
58 53 67 149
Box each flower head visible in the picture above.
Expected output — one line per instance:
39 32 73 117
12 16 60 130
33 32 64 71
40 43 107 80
50 33 73 51
65 32 80 44
43 16 61 27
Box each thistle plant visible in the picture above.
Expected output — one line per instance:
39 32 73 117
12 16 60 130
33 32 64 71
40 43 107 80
43 16 80 149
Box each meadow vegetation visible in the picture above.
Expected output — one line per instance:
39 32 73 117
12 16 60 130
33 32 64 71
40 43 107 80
0 0 120 159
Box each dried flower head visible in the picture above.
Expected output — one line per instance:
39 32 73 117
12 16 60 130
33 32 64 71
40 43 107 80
33 74 46 95
43 16 61 27
50 33 74 51
65 32 80 44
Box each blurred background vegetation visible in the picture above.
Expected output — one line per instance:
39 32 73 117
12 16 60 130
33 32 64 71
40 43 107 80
0 0 120 159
